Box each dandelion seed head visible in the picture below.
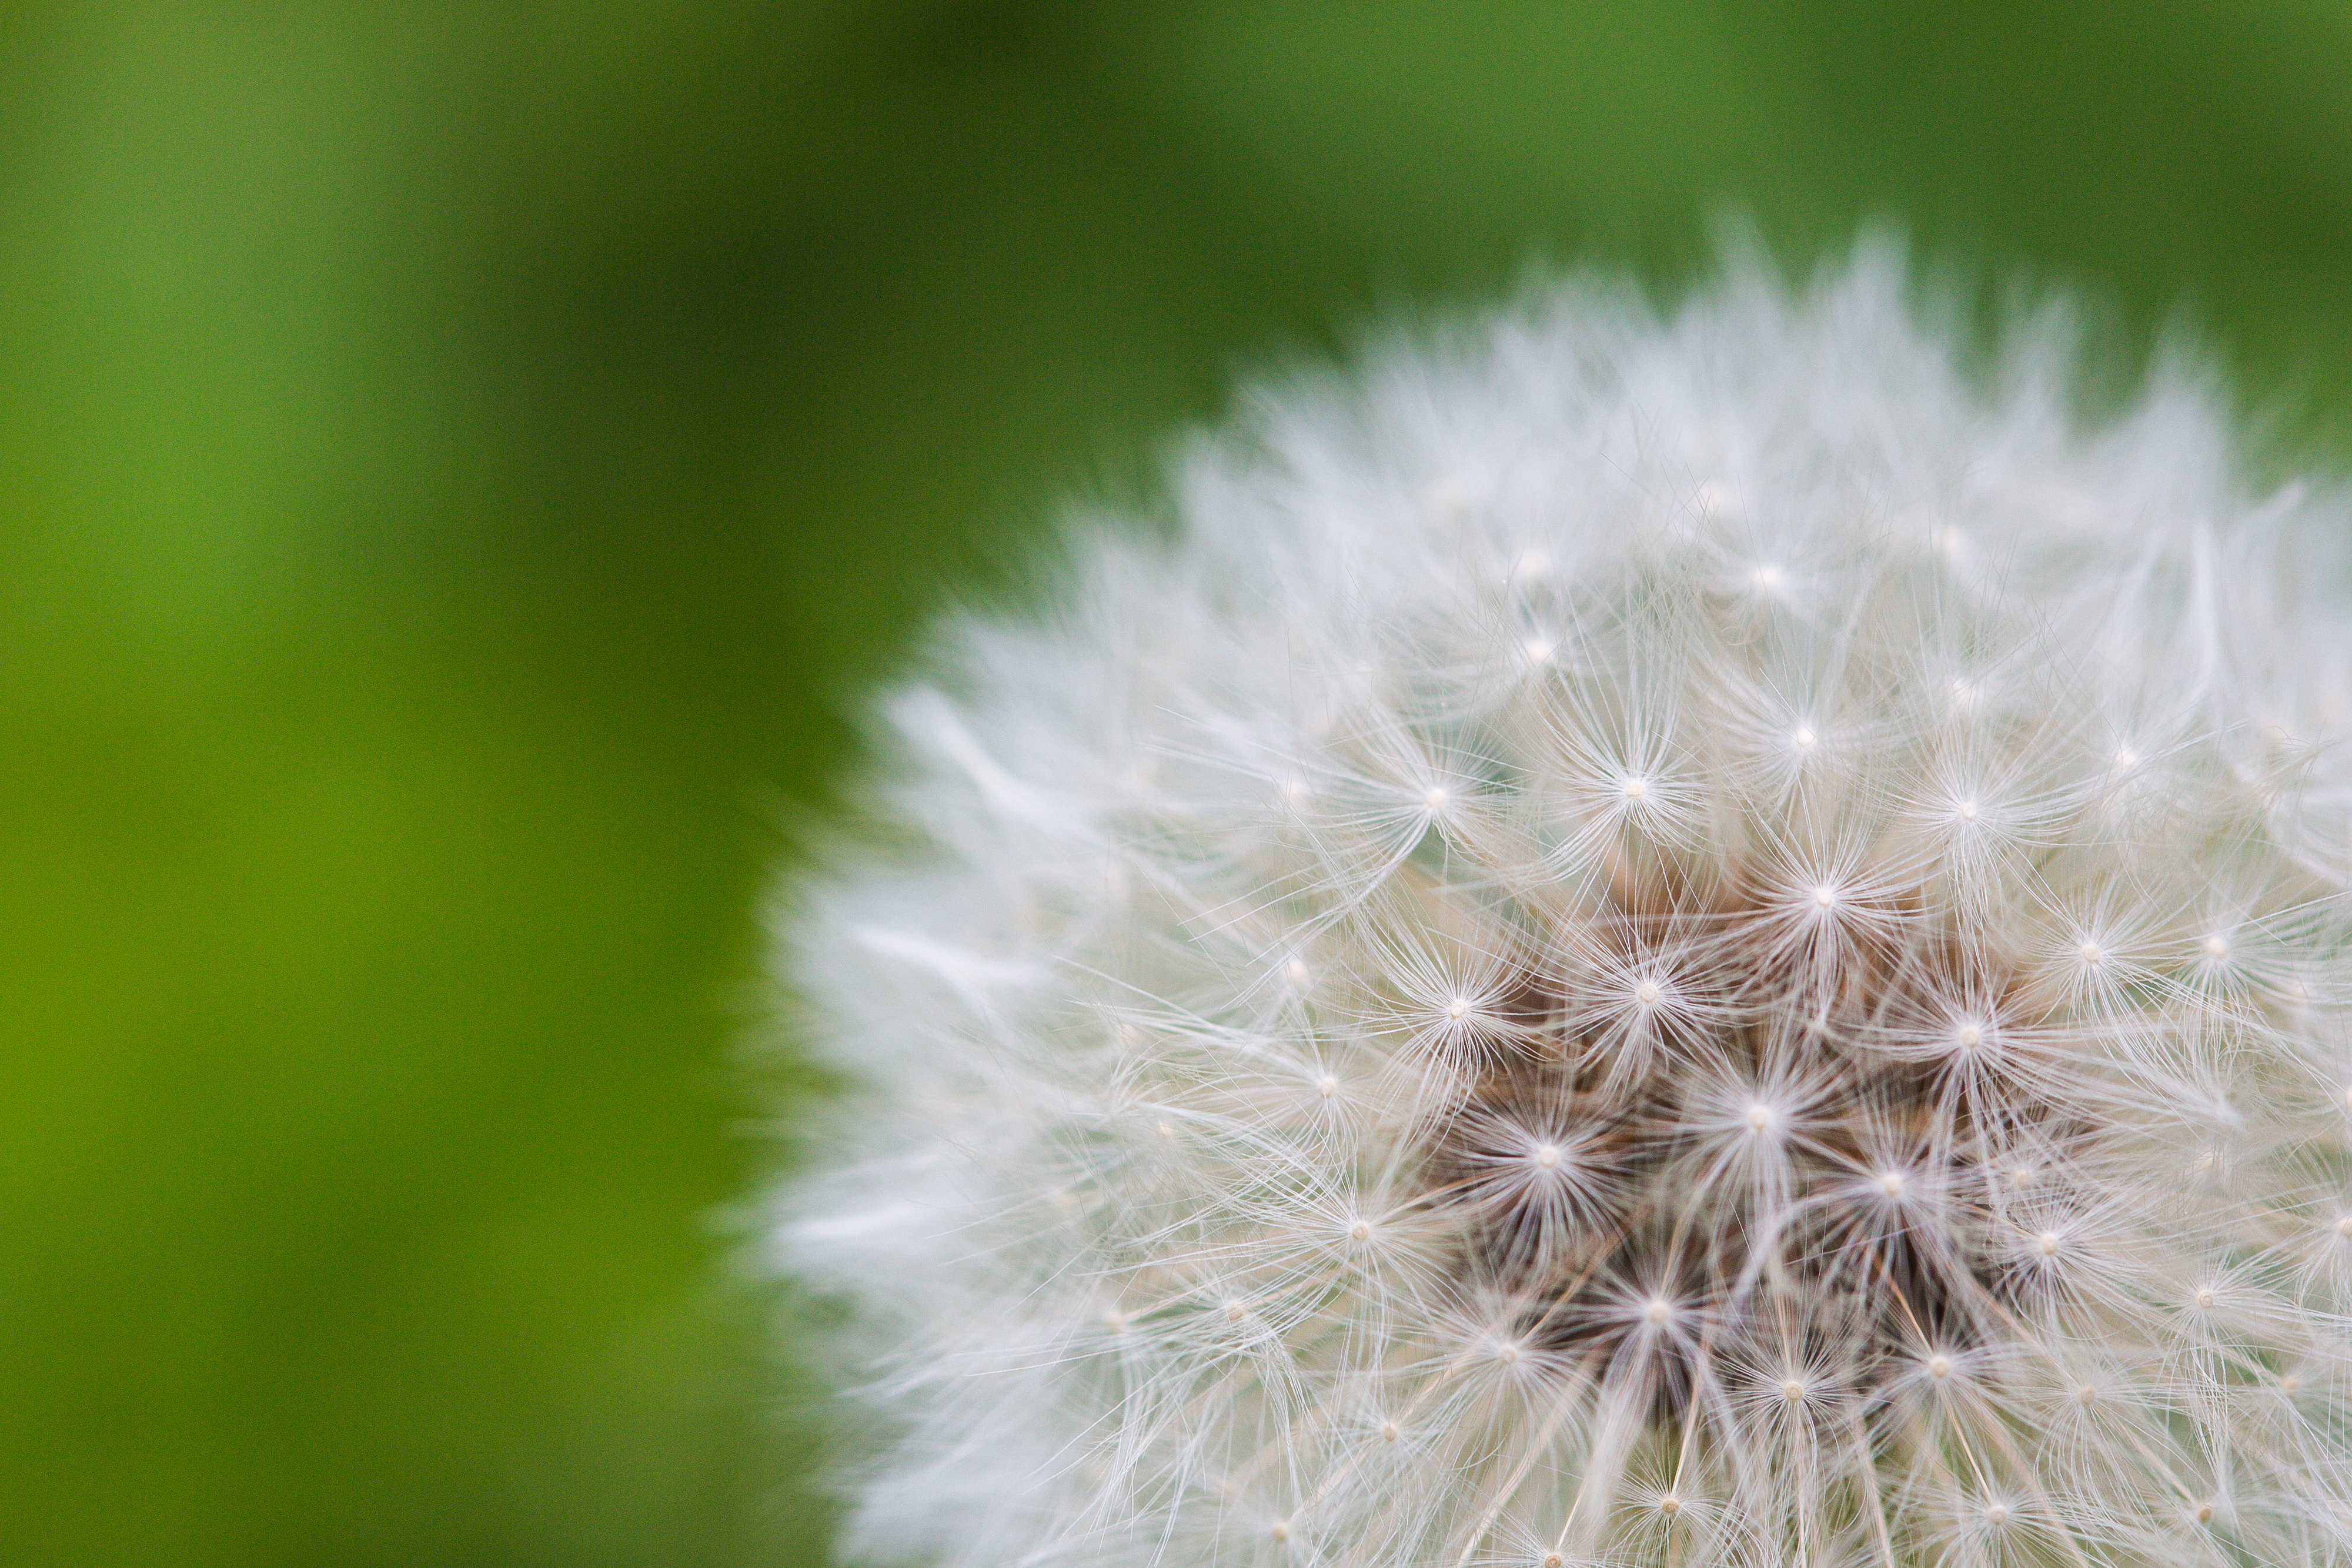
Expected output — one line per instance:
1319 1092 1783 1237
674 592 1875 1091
776 249 2352 1568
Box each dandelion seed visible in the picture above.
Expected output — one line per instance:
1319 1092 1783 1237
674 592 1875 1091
779 249 2352 1568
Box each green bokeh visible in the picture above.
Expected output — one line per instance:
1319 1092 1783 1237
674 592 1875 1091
4 4 2348 1563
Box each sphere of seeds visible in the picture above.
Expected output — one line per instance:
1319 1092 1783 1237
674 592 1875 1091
775 245 2352 1568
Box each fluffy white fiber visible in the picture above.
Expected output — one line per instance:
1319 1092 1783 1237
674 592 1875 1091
772 242 2352 1568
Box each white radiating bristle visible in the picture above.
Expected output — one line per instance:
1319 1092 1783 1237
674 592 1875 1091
773 242 2352 1568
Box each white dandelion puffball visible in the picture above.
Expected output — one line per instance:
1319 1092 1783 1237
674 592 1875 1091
775 248 2352 1568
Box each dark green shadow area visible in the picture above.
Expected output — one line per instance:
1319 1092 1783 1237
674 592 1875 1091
2 2 2348 1563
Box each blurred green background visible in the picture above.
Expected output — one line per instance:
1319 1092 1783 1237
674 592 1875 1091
5 2 2351 1563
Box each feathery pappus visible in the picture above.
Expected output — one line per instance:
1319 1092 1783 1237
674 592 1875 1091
773 242 2352 1568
